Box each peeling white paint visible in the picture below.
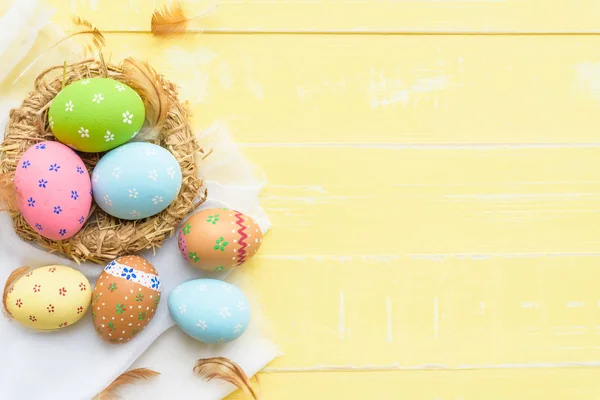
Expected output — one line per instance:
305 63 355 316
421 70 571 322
434 297 439 339
521 302 539 309
386 297 392 343
576 62 600 102
369 69 449 109
338 291 345 340
264 359 600 373
248 81 264 99
217 60 234 89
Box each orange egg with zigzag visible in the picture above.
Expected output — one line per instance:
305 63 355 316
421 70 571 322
177 208 263 272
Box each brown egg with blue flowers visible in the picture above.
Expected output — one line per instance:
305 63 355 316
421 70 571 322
91 255 161 343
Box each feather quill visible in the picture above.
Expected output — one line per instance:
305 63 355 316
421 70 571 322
13 16 105 84
151 1 216 35
2 266 30 317
194 357 260 399
121 58 171 140
93 368 160 400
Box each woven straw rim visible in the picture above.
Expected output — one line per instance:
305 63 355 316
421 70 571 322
0 57 206 265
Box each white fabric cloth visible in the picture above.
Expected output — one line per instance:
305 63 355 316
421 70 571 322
0 2 279 399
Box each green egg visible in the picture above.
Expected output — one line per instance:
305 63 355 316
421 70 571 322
48 78 145 153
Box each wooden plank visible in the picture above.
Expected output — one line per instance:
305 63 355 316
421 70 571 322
48 0 600 33
226 369 600 400
46 33 600 144
247 146 600 255
206 146 600 368
244 254 600 368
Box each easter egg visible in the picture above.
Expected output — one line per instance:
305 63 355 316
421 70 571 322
5 265 92 330
168 279 250 344
91 142 182 220
14 141 92 240
48 77 144 152
177 208 263 272
91 255 161 343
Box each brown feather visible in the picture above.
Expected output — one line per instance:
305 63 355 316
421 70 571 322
151 1 216 35
2 266 30 317
93 368 160 400
194 357 260 399
121 58 171 138
12 17 105 84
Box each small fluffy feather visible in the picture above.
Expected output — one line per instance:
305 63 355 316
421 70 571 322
151 1 190 35
93 368 160 400
194 357 260 399
151 1 217 36
13 16 105 84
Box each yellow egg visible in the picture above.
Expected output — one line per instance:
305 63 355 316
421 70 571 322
5 265 92 330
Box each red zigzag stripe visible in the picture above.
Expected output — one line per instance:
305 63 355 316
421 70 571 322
235 212 249 265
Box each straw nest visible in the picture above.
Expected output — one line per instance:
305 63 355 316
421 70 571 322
0 57 206 265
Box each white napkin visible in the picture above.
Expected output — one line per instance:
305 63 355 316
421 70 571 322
0 2 279 399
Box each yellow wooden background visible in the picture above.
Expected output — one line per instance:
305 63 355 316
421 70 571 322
18 0 600 398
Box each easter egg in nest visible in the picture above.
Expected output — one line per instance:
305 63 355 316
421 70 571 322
91 256 161 343
48 77 145 152
91 142 182 220
14 141 92 240
168 279 250 344
177 208 263 273
4 265 92 331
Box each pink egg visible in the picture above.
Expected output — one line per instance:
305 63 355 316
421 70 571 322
14 141 92 240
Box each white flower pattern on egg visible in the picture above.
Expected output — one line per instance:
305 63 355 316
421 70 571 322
92 93 104 104
233 324 243 334
166 166 175 179
122 111 133 124
48 116 54 128
112 167 121 179
115 84 126 92
103 195 112 207
65 101 74 112
148 170 158 181
104 131 115 142
152 196 163 205
128 188 138 199
130 210 141 218
179 304 187 314
237 301 246 311
219 307 231 319
78 127 89 138
198 284 208 292
195 320 207 330
80 79 90 85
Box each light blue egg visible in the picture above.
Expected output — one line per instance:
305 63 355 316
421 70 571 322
168 279 251 344
92 142 182 220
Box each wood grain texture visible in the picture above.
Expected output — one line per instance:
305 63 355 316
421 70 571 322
51 0 600 33
36 0 600 398
226 369 600 400
81 34 600 144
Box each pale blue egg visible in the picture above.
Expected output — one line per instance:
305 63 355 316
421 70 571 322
92 142 182 220
168 279 251 344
